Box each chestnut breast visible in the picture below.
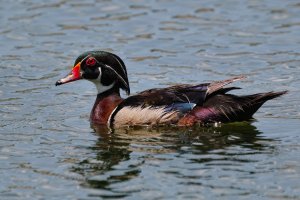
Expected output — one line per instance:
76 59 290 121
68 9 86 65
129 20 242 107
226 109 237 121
90 93 123 125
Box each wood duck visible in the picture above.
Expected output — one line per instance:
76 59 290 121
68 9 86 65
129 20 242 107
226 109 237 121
55 51 287 128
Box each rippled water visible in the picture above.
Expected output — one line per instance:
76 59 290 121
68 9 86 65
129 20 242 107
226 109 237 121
1 0 300 199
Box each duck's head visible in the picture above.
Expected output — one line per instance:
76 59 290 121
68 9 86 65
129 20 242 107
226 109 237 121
55 51 130 95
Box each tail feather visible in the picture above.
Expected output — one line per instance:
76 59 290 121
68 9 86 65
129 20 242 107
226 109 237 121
244 90 288 105
178 90 287 125
237 90 288 120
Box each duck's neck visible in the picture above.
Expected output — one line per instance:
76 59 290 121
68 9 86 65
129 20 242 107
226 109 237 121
90 87 123 125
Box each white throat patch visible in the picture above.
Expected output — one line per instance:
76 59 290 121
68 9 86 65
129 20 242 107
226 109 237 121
90 67 115 94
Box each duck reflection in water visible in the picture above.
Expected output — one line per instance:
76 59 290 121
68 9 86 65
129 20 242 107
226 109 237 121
72 122 274 193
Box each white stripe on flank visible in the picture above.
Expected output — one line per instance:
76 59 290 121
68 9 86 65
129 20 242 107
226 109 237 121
107 106 118 127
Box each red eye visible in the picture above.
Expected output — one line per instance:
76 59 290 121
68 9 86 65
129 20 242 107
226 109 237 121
86 57 96 66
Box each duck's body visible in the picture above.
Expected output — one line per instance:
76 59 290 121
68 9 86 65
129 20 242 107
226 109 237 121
56 51 286 128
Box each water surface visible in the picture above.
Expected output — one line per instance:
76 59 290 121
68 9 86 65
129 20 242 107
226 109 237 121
1 0 300 199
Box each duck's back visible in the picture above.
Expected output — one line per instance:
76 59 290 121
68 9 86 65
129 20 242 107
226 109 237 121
107 76 287 127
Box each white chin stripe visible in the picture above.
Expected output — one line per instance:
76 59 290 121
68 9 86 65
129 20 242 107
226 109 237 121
90 67 115 94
